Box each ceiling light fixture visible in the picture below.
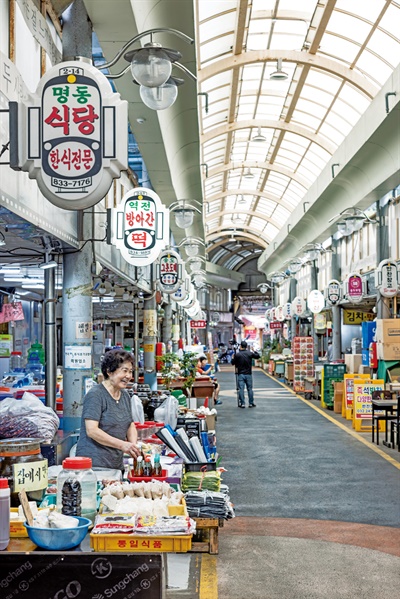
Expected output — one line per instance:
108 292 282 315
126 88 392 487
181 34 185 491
252 127 267 142
39 260 57 270
122 288 130 301
329 207 377 237
270 58 289 81
243 168 255 179
108 283 116 297
238 195 246 204
169 199 202 229
98 279 107 295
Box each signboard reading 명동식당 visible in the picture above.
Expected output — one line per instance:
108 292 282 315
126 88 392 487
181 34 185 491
14 61 128 210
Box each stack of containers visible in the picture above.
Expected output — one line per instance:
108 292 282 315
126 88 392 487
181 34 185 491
362 321 376 366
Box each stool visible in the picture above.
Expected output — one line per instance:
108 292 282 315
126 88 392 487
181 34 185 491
390 406 400 451
371 391 397 445
190 518 220 554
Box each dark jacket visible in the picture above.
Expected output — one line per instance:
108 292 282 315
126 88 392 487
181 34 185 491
231 348 260 375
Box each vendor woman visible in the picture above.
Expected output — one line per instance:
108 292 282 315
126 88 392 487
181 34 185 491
76 349 140 471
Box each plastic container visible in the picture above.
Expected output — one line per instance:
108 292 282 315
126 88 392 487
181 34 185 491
24 516 91 550
10 351 23 371
90 532 192 553
57 457 97 524
128 468 168 483
0 478 10 550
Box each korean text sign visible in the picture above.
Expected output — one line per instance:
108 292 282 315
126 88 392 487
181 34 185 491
18 61 127 210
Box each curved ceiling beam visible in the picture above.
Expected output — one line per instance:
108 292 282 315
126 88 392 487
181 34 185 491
207 230 269 247
206 189 294 213
202 118 336 155
206 209 276 227
232 253 265 270
211 248 262 269
198 49 378 99
207 238 262 253
207 159 309 189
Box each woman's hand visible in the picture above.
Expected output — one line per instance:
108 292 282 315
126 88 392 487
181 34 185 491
121 441 141 457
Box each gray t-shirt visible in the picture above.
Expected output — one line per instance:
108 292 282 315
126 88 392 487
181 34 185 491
75 383 133 471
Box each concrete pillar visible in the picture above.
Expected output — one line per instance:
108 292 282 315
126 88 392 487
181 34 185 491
143 291 157 390
179 309 186 346
162 302 172 347
44 265 56 411
376 201 391 319
172 310 179 352
133 300 140 384
331 238 342 360
289 277 297 340
310 261 319 358
62 235 93 433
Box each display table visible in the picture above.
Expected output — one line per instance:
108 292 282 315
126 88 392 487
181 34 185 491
371 397 398 446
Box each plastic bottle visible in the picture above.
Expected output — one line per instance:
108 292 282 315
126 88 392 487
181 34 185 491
135 456 144 477
56 457 97 524
0 478 10 550
153 453 162 477
143 457 153 477
10 351 23 371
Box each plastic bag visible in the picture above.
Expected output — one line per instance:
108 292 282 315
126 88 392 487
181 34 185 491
154 395 178 429
0 391 59 440
131 394 144 424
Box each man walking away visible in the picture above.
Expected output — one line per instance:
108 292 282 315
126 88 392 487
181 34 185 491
231 340 260 408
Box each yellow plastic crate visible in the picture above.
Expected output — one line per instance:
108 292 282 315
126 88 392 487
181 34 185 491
90 533 192 553
10 509 29 537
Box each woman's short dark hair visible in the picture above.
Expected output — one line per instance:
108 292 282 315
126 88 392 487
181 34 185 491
101 349 134 379
198 355 207 362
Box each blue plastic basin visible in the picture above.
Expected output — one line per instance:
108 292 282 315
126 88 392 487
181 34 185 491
24 516 91 550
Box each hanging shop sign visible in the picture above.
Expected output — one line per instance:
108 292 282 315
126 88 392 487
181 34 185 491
109 188 169 266
0 302 25 323
291 296 306 316
325 279 342 305
14 61 128 210
190 320 207 329
269 321 282 330
265 309 272 320
283 302 293 320
344 273 365 304
314 313 327 330
343 310 374 325
275 305 285 321
156 249 183 294
211 311 221 323
270 307 276 320
374 259 400 297
307 290 325 314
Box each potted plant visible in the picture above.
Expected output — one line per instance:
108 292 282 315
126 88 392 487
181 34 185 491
179 351 199 397
156 352 181 390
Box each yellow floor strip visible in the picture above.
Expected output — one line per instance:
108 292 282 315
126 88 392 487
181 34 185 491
199 554 218 599
259 369 400 471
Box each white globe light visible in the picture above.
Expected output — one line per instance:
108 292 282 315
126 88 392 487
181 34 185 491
184 243 199 257
174 208 195 229
189 259 202 272
131 46 172 87
140 79 178 111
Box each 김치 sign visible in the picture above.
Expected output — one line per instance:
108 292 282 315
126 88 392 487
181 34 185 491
15 61 128 210
110 188 169 266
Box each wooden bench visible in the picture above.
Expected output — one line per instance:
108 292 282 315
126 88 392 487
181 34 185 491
190 517 222 554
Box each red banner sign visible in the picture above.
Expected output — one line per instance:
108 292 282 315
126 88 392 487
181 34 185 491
190 320 207 328
269 321 282 329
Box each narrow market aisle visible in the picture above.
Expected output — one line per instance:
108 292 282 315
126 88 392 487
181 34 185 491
213 367 400 599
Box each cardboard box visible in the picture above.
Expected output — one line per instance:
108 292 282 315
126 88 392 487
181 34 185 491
345 354 362 374
377 341 400 361
206 414 216 431
334 396 342 413
375 319 400 344
333 381 344 393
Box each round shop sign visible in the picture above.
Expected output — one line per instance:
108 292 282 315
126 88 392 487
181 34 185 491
270 307 276 321
276 305 285 322
375 260 399 297
307 290 325 314
345 273 364 304
265 309 272 320
325 279 341 305
156 248 183 294
291 296 306 316
283 302 292 320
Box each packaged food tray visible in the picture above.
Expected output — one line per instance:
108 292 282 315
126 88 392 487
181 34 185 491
98 499 187 518
90 533 192 553
128 469 168 483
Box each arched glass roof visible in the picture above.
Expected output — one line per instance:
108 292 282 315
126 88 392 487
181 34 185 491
196 0 400 269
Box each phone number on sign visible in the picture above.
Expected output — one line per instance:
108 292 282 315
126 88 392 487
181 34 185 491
52 177 92 188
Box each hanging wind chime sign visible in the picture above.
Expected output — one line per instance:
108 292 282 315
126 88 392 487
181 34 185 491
374 260 400 297
109 188 169 266
156 248 183 294
12 61 128 210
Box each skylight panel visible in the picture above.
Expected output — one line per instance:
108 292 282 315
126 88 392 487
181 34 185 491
249 18 271 35
294 99 327 120
200 34 234 64
327 11 371 44
318 122 345 147
304 144 331 170
330 98 363 125
209 85 230 103
334 0 384 22
338 84 370 110
200 71 231 93
207 156 224 168
284 132 310 148
198 2 236 21
199 11 236 42
263 223 279 239
291 111 322 131
367 29 400 66
203 112 229 130
355 51 392 85
250 217 267 230
296 163 319 182
302 84 335 107
273 205 290 220
319 33 360 65
242 64 264 80
257 199 275 216
324 112 353 136
379 4 400 39
274 155 299 171
269 33 305 51
305 69 342 94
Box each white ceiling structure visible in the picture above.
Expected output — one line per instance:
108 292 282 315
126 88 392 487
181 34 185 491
195 0 400 271
79 0 400 279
